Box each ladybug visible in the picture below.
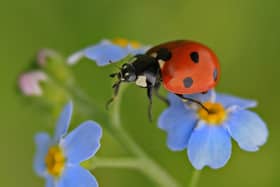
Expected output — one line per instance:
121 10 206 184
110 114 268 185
108 40 220 120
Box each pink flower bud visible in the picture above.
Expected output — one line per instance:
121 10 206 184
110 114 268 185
37 49 57 67
19 71 48 96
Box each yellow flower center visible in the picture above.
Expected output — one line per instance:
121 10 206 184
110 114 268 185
112 38 141 48
45 146 65 177
197 102 227 125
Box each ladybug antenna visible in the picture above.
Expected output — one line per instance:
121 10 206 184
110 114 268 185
176 94 210 113
109 73 118 78
109 60 122 70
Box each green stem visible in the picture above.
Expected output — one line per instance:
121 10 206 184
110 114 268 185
67 83 180 186
109 84 126 128
138 158 180 187
109 85 147 157
88 157 142 169
112 127 180 187
89 156 181 187
108 86 180 187
188 170 201 187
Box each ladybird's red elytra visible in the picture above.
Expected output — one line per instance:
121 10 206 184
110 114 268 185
108 40 221 120
147 40 220 94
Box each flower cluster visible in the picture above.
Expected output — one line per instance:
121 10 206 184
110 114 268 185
34 102 102 187
17 38 269 187
18 39 148 97
158 90 268 169
18 49 71 99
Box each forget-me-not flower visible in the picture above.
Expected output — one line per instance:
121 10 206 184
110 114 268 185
158 90 268 170
34 102 102 187
67 38 149 66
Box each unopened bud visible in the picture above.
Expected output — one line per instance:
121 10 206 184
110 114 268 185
18 71 48 96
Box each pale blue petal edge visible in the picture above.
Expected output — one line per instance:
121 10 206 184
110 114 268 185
167 93 184 107
84 43 128 66
34 132 51 177
54 102 73 142
45 175 55 187
57 166 98 187
61 121 102 164
183 89 215 103
158 104 197 151
216 93 257 110
225 110 268 152
187 122 232 170
84 40 149 66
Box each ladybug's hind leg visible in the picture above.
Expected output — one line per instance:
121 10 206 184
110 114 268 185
176 94 210 113
154 83 170 106
147 82 169 122
147 82 153 122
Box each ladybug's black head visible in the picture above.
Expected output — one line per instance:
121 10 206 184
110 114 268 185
119 63 137 82
110 63 137 82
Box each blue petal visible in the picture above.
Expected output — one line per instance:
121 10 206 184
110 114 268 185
183 89 215 103
34 132 51 176
57 166 98 187
167 93 184 107
216 93 257 110
61 121 102 164
84 42 128 66
187 122 232 170
67 50 85 65
54 102 73 142
158 103 197 151
125 46 148 55
45 175 55 187
225 110 268 152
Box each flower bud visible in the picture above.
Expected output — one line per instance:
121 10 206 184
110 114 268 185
18 71 47 96
37 49 74 86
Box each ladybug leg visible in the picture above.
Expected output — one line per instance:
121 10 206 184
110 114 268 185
154 83 170 106
176 94 210 113
147 82 153 122
144 67 169 106
106 80 121 110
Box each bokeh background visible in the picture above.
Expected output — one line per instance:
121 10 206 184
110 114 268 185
1 0 279 186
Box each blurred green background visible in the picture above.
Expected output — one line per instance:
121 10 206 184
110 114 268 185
1 0 279 186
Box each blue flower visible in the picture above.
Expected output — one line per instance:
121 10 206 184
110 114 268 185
34 102 102 187
158 91 268 170
67 38 149 66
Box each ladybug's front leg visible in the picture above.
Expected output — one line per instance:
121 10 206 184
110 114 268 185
106 80 121 109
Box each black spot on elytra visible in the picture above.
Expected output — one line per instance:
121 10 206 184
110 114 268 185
156 48 172 61
213 68 218 81
183 77 193 88
190 52 199 63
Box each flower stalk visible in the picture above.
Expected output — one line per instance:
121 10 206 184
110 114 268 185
67 82 180 186
107 85 181 187
188 169 201 187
